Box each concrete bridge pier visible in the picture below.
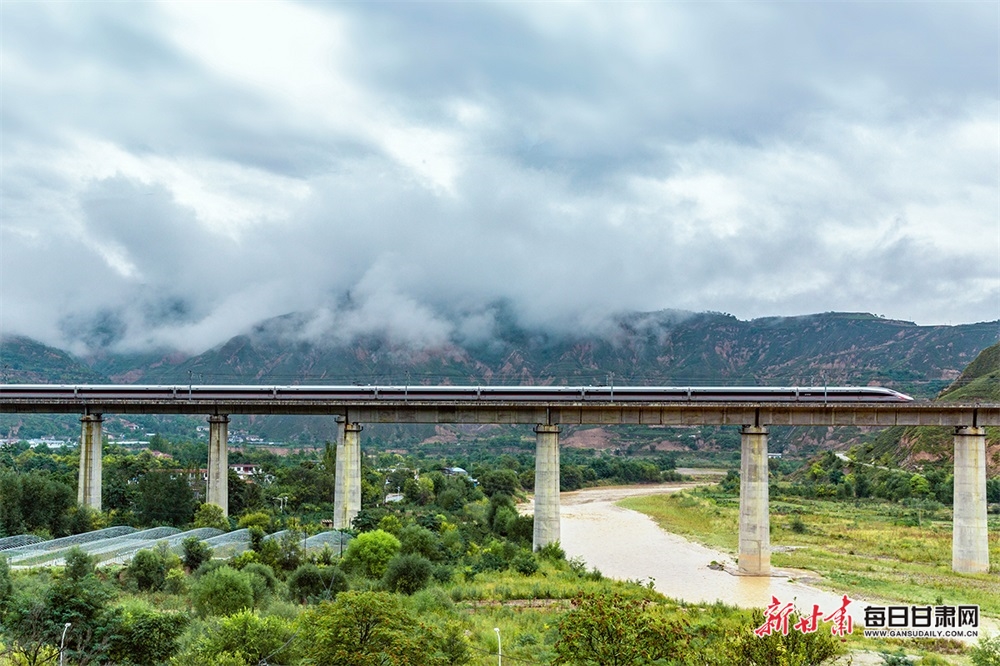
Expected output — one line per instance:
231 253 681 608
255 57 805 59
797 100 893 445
739 425 770 575
78 414 103 510
953 426 989 574
533 424 561 551
333 421 363 529
207 415 230 515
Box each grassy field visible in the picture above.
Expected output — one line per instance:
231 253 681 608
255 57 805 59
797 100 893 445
620 489 1000 616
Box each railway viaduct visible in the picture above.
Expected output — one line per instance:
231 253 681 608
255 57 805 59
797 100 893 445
1 384 997 576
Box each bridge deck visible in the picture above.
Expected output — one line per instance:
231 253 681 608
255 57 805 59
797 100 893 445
1 385 997 426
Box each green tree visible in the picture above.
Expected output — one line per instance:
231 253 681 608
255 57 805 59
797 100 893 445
403 477 435 505
553 592 684 666
398 524 442 561
242 562 279 606
102 599 189 666
182 536 214 572
720 609 843 665
128 549 167 592
382 554 432 595
343 529 401 579
47 552 115 663
136 471 196 526
287 563 328 604
191 567 254 617
0 469 75 537
298 591 436 666
909 473 931 498
0 554 11 608
1 581 58 666
193 503 230 530
237 511 272 531
479 469 519 498
174 609 298 666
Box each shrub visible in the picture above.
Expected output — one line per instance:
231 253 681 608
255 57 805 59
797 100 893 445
103 599 189 665
128 548 167 592
398 524 442 561
164 568 187 595
512 552 539 576
176 610 298 666
182 536 214 572
789 514 807 534
474 551 508 573
382 554 433 595
554 592 686 665
287 563 325 604
242 562 278 605
193 503 230 530
971 634 1000 666
0 555 12 606
537 541 565 560
228 550 261 570
193 559 226 578
192 566 254 617
343 529 401 579
274 530 304 572
432 564 454 584
724 609 844 665
287 563 347 604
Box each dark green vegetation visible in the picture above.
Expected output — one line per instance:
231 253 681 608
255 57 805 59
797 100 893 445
0 438 858 666
940 341 1000 403
859 342 1000 473
3 419 999 663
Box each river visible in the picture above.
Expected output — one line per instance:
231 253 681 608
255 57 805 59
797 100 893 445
536 484 995 641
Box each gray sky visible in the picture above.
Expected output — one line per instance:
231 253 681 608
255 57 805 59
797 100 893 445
2 1 998 354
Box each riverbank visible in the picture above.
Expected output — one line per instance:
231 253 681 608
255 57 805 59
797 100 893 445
618 488 1000 616
557 484 878 615
543 483 997 653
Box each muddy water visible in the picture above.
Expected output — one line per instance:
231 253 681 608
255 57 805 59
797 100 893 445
534 485 902 632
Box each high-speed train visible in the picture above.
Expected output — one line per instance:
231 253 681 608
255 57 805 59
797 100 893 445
0 384 914 403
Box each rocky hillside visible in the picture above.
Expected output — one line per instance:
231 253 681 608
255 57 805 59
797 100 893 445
74 310 999 397
866 342 1000 474
0 336 105 384
938 341 1000 402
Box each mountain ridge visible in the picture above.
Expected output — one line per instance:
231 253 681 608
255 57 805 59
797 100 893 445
2 309 997 392
3 309 997 444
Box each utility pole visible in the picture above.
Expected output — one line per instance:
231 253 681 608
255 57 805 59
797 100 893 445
59 622 71 666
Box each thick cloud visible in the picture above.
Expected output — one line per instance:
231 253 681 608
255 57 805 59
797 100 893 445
1 1 997 355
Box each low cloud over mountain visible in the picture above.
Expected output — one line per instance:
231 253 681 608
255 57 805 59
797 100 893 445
2 3 997 355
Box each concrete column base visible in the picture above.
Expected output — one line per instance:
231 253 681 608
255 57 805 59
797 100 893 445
738 425 770 575
78 414 103 510
207 415 230 516
333 422 362 529
533 425 561 551
953 426 989 574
